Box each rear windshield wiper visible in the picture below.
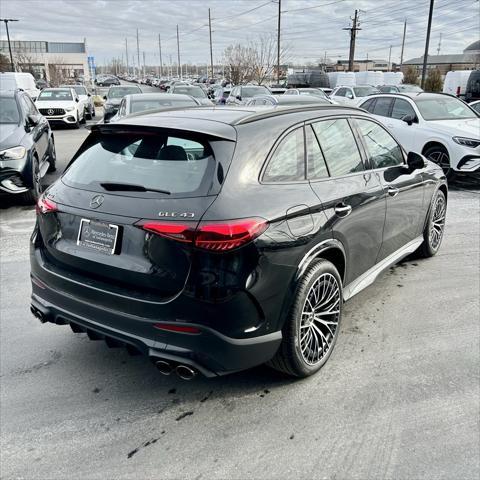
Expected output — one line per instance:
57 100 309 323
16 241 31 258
100 182 171 195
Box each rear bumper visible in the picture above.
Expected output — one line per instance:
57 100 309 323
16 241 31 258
30 283 281 376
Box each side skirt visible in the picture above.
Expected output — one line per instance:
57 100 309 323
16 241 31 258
343 236 423 301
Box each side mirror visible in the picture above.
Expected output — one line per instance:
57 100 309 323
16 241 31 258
25 114 39 129
407 151 425 171
87 93 91 97
236 95 242 101
401 114 416 126
75 98 79 103
103 95 107 100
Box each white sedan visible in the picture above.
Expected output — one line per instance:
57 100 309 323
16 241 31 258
330 85 379 106
358 92 480 178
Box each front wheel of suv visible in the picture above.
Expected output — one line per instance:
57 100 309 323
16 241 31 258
268 259 342 377
424 145 455 180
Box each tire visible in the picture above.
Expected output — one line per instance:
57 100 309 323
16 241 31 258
424 145 455 180
80 109 87 124
268 259 343 378
21 156 41 204
72 115 80 129
47 138 56 172
91 106 96 118
418 189 447 258
86 108 93 120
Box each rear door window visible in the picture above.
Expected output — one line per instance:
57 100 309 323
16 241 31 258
263 128 305 182
63 131 221 197
312 119 364 176
372 97 393 117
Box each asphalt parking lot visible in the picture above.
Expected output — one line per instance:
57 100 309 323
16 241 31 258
0 90 479 479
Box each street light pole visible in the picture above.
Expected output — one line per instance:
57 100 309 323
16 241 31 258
421 0 435 89
0 18 19 72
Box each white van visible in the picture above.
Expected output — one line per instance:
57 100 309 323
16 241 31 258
0 72 41 100
443 70 472 98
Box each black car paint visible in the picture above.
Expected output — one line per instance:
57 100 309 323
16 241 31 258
30 106 446 376
0 90 53 196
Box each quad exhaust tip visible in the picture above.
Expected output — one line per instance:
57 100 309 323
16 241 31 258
155 360 198 380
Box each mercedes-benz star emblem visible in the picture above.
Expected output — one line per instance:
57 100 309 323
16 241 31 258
47 109 54 116
90 195 104 209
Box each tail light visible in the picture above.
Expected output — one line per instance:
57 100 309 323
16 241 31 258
456 86 461 96
153 323 201 334
137 217 267 252
36 194 57 214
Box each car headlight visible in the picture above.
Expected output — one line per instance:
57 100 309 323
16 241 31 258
0 146 27 160
65 106 75 112
452 137 480 148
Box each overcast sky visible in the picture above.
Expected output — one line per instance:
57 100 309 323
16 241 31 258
1 0 478 67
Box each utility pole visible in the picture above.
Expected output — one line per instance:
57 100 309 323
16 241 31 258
437 32 442 55
136 29 140 76
400 19 407 67
0 18 19 71
158 34 163 77
343 10 361 72
421 0 435 89
125 38 129 76
176 25 181 79
208 8 214 80
143 51 146 77
276 0 281 83
388 45 392 72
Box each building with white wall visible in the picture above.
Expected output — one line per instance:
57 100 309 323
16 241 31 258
0 40 90 83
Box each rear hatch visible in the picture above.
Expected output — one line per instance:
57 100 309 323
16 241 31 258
36 124 236 302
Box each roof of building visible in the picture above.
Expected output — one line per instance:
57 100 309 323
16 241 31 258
403 53 480 65
464 40 480 52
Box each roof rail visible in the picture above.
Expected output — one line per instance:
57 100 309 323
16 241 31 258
233 104 362 125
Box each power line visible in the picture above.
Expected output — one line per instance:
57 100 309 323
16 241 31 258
212 0 273 21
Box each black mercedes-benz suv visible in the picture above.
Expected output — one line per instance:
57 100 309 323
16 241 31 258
30 105 447 379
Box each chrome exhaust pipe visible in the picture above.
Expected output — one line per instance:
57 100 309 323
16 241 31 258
30 305 46 323
176 365 197 381
155 360 173 375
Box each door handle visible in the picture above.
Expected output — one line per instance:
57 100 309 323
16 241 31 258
387 186 400 197
334 203 352 217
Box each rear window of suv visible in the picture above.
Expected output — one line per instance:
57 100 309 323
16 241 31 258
63 131 220 197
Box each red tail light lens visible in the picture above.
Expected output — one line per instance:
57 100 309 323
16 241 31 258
36 194 57 214
141 222 195 243
153 323 201 334
196 218 268 251
138 218 268 251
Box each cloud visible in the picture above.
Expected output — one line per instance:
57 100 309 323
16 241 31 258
0 0 477 66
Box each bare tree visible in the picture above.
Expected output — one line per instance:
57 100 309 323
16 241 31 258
0 53 10 72
224 34 291 85
48 57 69 86
14 50 38 77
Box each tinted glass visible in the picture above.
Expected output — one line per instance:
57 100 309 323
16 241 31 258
379 86 398 93
0 97 20 123
354 86 379 97
37 89 73 100
172 86 206 98
415 96 477 120
242 86 270 98
470 102 480 114
372 97 393 117
397 84 423 93
356 119 404 169
313 119 364 176
107 87 141 99
63 132 216 197
263 129 304 182
335 88 346 97
130 97 196 113
306 126 329 179
73 86 87 95
391 98 416 120
360 98 375 112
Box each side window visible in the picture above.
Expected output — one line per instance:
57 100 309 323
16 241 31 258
263 128 305 182
391 98 416 120
335 88 346 97
120 99 127 116
306 126 329 179
20 96 32 117
312 119 364 176
345 88 354 99
360 98 375 112
372 97 393 117
356 119 404 169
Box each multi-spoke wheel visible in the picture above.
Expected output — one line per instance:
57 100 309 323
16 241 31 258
418 189 447 257
268 259 343 377
299 273 340 365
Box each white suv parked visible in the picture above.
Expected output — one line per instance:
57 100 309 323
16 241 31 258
358 92 480 178
35 87 85 128
330 85 379 106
